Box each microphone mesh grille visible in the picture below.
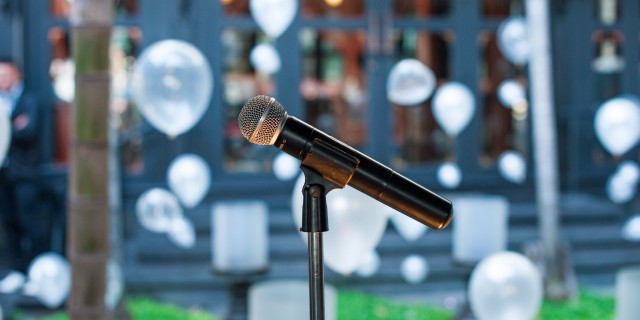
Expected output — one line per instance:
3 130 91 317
238 95 286 145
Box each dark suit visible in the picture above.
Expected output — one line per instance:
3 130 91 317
0 89 47 272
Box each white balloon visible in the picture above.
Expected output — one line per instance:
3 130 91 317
250 0 297 38
167 153 211 208
355 250 381 278
52 59 75 103
606 173 637 204
250 43 281 75
498 151 527 184
292 174 389 275
135 188 184 233
621 215 640 242
390 209 427 242
497 17 530 65
616 161 640 186
497 80 526 108
387 59 436 106
437 162 462 189
131 39 213 136
273 153 300 181
27 252 71 309
0 271 25 294
432 82 475 136
167 216 196 248
400 255 429 284
594 96 640 156
105 260 124 310
469 251 543 320
0 108 10 166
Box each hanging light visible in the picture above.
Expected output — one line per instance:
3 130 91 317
325 0 344 8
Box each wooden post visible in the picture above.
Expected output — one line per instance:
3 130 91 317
67 0 114 318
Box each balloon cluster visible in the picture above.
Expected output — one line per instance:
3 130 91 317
22 253 72 309
136 153 212 248
131 40 213 137
247 0 296 76
606 161 639 204
387 60 475 137
291 175 434 283
595 97 640 238
0 253 123 309
387 60 474 189
386 17 534 191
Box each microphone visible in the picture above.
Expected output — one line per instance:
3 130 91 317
238 95 453 230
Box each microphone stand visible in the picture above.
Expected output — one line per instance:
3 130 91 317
297 138 360 320
299 166 337 320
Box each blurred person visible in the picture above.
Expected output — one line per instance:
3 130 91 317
0 58 47 292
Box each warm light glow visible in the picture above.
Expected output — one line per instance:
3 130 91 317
325 0 343 8
220 0 233 5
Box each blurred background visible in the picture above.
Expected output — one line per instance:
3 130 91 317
0 0 639 319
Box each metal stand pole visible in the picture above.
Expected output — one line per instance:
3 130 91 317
308 232 324 320
300 166 334 320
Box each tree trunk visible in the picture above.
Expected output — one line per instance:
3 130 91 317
67 1 114 319
526 0 576 301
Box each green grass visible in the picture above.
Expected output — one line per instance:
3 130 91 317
337 289 615 320
33 298 218 320
338 291 454 320
23 289 615 320
537 290 615 320
126 298 217 320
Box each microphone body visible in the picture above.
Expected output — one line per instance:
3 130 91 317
238 95 453 230
277 116 452 230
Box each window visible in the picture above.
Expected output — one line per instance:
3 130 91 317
390 30 452 167
300 29 368 148
478 30 529 167
222 29 278 173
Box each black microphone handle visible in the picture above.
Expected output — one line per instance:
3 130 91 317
275 116 453 230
